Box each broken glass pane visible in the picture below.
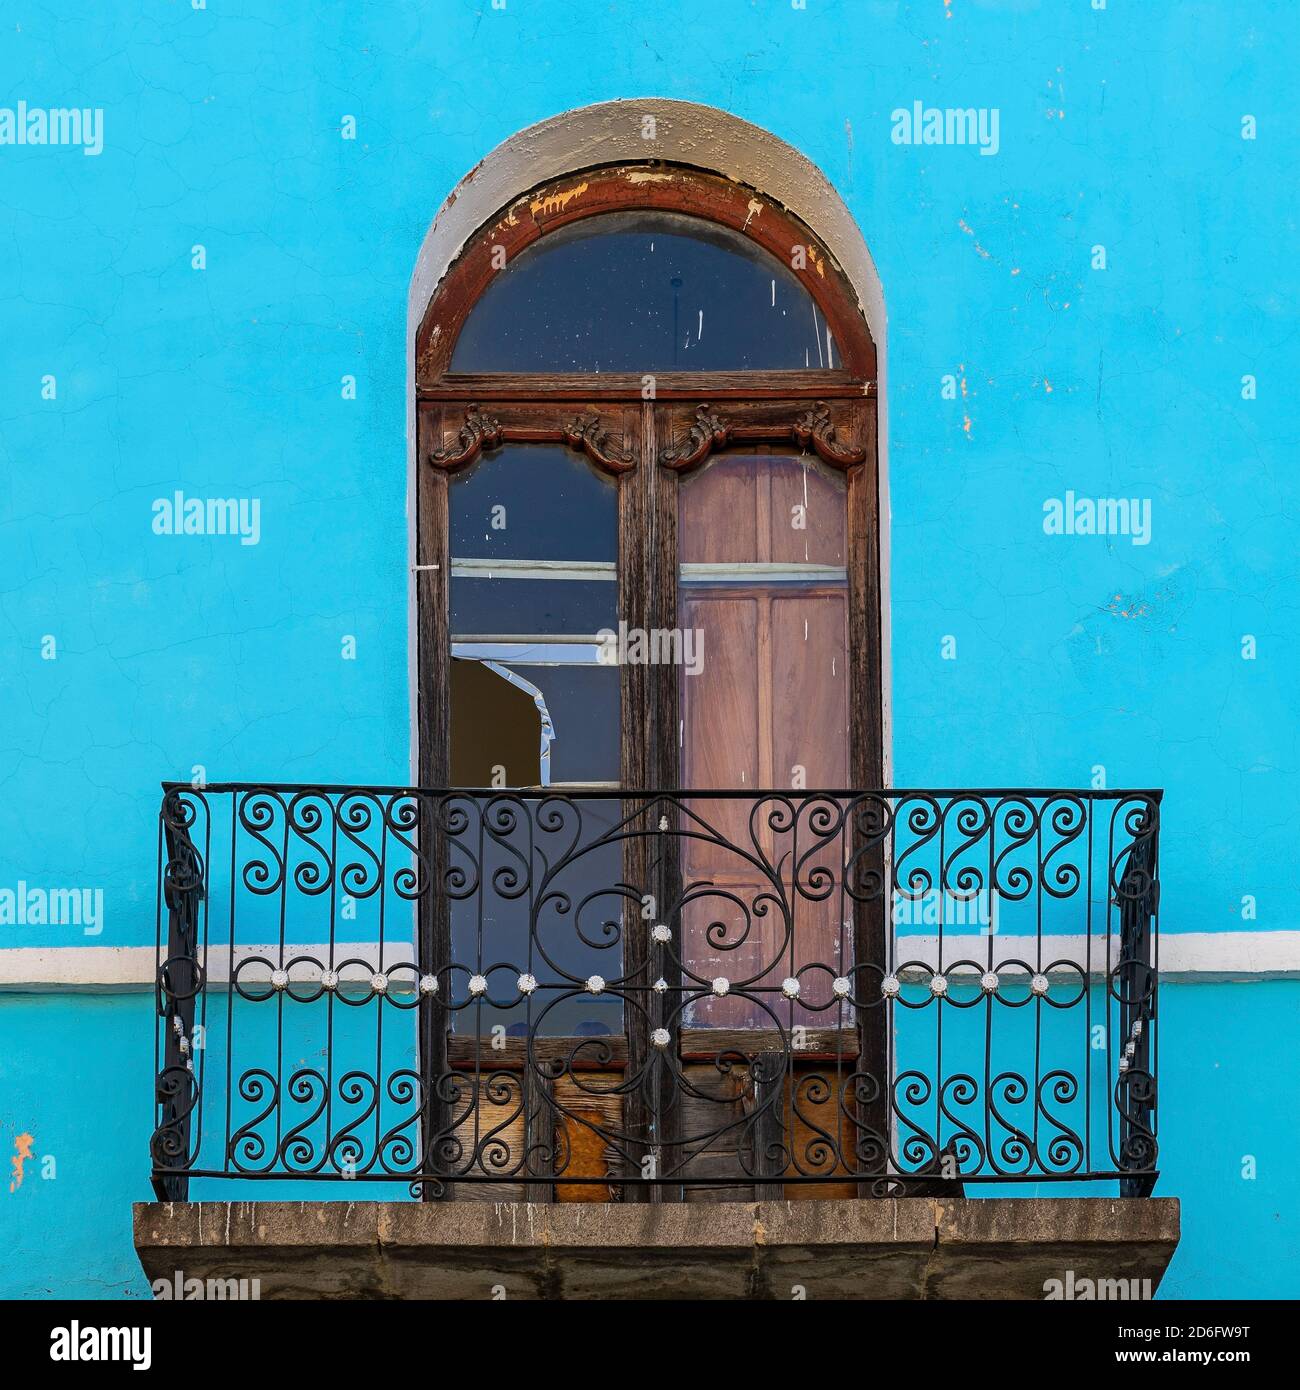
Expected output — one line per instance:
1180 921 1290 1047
507 664 618 784
450 658 547 787
451 658 618 788
451 211 840 373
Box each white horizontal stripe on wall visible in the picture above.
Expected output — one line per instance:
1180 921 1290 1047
0 943 403 991
1 933 1299 990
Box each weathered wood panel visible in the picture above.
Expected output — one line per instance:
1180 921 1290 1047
552 1072 624 1203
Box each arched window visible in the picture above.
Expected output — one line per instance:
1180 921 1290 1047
417 167 878 804
415 165 883 1180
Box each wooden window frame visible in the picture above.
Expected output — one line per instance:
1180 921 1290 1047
416 163 877 393
413 165 885 1197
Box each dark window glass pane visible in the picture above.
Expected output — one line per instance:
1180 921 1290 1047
449 797 626 1037
449 443 618 635
449 444 616 563
509 664 619 784
451 211 839 373
450 576 615 636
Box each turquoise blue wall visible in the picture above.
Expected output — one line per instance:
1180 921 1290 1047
1 983 1296 1299
1 1 1296 1298
1 0 1296 947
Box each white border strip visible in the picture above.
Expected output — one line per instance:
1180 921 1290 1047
0 943 399 992
890 932 1300 981
1 933 1298 990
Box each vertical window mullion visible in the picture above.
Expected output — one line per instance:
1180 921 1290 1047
617 402 659 1193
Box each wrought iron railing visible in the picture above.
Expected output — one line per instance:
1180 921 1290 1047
152 785 1159 1200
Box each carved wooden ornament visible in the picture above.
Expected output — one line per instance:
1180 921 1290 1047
658 402 865 472
427 408 634 475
